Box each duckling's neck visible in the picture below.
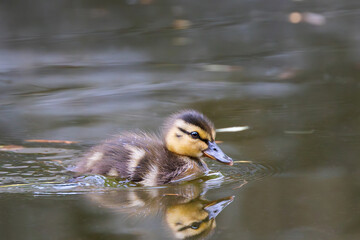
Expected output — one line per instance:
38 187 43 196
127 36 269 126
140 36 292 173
188 156 210 174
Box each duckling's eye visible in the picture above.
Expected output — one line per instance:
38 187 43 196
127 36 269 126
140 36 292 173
190 222 201 229
190 131 199 139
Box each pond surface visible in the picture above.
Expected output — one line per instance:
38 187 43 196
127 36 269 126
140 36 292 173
0 1 360 239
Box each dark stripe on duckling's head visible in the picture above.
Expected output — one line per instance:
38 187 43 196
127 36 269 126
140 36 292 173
177 216 210 232
178 127 209 144
177 110 215 141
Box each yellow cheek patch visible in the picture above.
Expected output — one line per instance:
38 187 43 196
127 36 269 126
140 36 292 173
166 136 203 157
198 141 208 151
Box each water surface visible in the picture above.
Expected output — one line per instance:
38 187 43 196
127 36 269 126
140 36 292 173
0 1 359 239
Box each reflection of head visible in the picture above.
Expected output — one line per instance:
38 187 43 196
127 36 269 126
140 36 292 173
166 201 215 239
165 197 233 239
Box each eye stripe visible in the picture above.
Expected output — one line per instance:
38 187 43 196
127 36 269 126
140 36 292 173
177 216 210 232
178 127 209 144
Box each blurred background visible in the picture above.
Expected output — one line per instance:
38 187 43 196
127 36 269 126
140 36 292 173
0 0 359 239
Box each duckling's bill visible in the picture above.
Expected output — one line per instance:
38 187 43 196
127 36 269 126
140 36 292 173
203 141 233 166
204 196 234 219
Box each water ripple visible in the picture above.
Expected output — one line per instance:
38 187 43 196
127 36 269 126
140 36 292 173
0 144 280 194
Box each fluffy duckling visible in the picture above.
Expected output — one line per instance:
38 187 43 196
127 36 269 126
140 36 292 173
74 110 233 186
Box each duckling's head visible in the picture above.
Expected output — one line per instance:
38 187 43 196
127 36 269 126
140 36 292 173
163 110 233 165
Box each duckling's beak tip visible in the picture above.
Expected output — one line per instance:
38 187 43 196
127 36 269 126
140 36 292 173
203 141 233 166
222 158 233 166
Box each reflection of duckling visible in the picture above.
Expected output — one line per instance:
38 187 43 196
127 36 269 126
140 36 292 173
74 110 233 186
87 184 234 239
166 196 234 239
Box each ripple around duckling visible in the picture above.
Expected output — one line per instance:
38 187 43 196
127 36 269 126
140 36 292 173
207 160 281 183
0 161 280 195
0 144 280 194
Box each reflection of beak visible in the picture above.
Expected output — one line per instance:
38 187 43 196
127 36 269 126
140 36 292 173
204 196 234 219
203 141 233 166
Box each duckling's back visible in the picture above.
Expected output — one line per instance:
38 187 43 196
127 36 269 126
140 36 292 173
73 132 206 186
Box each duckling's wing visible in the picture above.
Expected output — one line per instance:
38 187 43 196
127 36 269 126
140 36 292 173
73 132 162 180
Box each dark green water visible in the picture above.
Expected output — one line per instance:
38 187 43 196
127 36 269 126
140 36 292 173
0 1 360 239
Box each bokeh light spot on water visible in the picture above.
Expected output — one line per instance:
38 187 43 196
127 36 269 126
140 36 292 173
289 12 302 24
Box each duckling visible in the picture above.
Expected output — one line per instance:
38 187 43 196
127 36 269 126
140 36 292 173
73 110 233 186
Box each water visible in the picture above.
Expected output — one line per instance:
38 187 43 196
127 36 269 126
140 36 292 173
1 1 360 239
